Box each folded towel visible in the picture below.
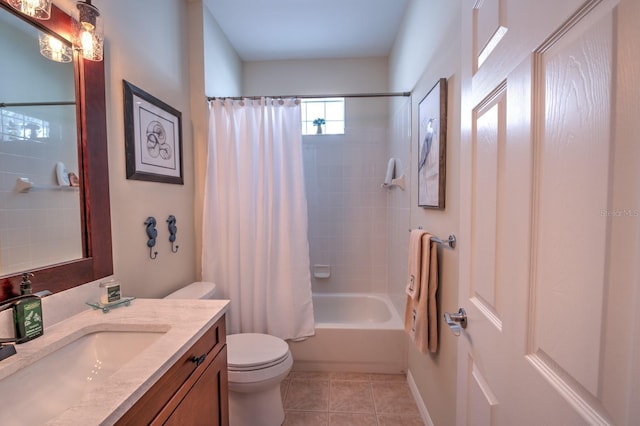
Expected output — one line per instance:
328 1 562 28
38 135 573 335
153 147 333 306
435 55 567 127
404 233 439 353
406 229 427 300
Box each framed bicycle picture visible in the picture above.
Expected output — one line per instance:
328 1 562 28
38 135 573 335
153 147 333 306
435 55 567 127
123 80 183 184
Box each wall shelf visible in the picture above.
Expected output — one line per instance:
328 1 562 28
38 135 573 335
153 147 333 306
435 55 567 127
14 177 79 193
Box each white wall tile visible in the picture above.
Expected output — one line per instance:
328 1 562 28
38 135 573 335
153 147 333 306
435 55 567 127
305 100 391 294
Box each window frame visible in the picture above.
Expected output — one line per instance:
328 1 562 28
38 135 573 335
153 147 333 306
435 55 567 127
301 97 345 135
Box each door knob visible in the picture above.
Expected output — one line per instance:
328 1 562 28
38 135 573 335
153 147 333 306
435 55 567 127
444 308 467 336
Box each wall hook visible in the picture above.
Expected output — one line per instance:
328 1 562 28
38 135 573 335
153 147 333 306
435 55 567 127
167 215 179 253
144 216 158 260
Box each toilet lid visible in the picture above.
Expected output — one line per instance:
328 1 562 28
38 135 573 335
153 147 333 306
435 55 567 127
227 333 290 370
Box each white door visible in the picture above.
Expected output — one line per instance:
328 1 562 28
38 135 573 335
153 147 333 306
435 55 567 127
457 0 640 424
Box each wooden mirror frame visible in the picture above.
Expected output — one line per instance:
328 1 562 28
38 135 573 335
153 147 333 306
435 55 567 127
0 1 113 295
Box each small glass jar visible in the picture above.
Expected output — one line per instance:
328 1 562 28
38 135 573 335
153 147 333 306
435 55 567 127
99 278 121 305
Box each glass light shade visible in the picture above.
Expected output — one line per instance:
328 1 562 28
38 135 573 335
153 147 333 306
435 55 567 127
7 0 51 20
39 33 73 63
73 1 104 62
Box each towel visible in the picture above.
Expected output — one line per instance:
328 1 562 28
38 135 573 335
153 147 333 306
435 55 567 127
404 233 439 353
406 229 427 300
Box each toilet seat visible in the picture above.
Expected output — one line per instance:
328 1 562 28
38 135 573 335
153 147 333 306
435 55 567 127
227 333 290 371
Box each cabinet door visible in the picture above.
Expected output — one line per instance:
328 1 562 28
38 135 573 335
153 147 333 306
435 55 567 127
164 348 229 426
117 317 226 426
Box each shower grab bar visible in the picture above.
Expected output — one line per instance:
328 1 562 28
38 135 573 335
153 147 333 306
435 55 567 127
408 228 457 249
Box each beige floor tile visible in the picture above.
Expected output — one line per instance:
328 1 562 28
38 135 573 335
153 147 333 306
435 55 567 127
371 382 421 416
282 370 423 425
330 372 372 382
369 373 407 382
329 382 374 414
292 371 331 381
284 410 329 426
285 379 330 411
281 380 290 401
329 412 378 426
377 414 426 425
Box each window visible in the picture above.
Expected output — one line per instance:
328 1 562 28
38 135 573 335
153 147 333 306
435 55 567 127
301 98 344 135
1 109 50 142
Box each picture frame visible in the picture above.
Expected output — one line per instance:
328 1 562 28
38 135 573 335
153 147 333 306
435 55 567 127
123 80 183 184
417 78 447 209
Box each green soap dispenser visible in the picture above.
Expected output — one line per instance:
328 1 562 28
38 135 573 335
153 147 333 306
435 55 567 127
11 273 44 343
13 295 43 343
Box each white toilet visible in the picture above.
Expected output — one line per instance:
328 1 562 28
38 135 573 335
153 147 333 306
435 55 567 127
164 282 293 426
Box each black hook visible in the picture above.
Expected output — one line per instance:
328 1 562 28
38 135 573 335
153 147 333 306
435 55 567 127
144 216 158 260
167 215 179 253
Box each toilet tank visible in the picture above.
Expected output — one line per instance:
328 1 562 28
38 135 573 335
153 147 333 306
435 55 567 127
164 282 217 300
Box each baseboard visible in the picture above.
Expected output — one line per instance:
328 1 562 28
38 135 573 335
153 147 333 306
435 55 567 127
407 369 435 426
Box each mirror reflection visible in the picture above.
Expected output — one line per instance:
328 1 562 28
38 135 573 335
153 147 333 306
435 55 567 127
0 8 82 277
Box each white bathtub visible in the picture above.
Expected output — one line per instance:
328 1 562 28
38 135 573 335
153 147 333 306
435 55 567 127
288 293 407 374
312 293 402 329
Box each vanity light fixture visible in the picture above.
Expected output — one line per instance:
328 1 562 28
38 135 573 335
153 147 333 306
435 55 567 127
39 33 73 63
74 0 103 62
7 0 51 20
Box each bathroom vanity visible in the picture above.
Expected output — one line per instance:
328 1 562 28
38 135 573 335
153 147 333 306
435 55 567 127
0 298 229 425
116 312 228 425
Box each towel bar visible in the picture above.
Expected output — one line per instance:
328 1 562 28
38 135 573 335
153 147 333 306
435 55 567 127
430 235 456 249
408 228 456 249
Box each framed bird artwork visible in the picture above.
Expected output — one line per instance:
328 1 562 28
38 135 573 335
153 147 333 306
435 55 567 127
417 78 447 209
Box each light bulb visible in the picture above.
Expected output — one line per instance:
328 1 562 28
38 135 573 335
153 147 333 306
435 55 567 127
21 0 38 15
39 33 73 63
80 30 94 57
74 1 104 61
8 0 51 20
48 36 62 51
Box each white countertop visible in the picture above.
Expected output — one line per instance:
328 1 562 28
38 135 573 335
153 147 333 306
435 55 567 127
0 298 229 425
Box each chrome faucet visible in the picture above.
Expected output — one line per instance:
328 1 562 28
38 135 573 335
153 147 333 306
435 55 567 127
0 296 22 361
0 344 16 361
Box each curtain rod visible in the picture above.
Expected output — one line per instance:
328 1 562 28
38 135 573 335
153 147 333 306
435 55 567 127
207 92 411 101
0 101 76 108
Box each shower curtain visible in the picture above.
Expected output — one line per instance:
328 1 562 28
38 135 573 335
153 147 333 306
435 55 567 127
202 98 315 341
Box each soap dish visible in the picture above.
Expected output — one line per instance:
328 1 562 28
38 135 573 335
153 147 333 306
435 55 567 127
86 297 135 313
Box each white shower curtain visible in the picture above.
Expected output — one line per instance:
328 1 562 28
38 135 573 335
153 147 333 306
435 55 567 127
202 98 315 341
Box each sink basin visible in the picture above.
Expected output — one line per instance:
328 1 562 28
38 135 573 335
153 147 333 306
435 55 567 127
0 330 165 425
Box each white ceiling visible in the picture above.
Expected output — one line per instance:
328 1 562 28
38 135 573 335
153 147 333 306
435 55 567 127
203 0 411 61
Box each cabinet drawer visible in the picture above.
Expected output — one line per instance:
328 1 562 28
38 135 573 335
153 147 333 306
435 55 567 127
115 315 226 425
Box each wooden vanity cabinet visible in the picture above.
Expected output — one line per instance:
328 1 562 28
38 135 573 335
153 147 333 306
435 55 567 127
115 315 229 426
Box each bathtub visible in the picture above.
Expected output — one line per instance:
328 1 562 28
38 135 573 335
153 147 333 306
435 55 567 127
288 293 407 374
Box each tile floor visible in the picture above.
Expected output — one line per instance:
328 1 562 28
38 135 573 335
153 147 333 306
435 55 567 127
281 371 425 426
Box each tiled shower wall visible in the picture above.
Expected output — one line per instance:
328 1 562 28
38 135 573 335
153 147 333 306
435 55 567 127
386 98 412 316
303 98 390 294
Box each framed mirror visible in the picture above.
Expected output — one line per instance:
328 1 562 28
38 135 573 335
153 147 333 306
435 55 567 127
0 1 112 298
